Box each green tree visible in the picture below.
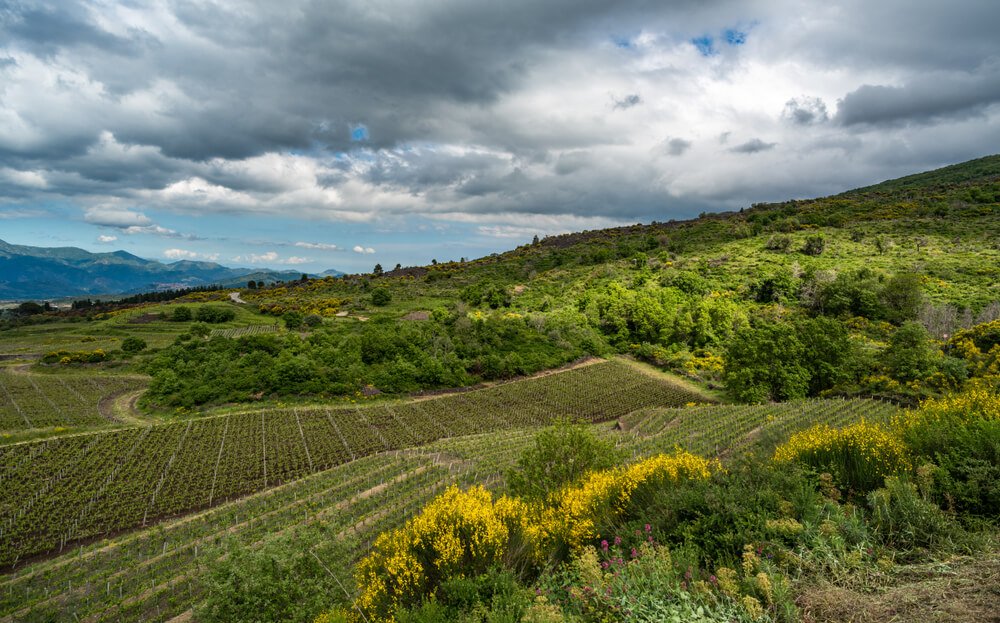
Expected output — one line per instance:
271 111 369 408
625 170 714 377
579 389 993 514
879 273 923 325
373 263 383 276
283 310 304 330
885 321 937 381
724 321 809 403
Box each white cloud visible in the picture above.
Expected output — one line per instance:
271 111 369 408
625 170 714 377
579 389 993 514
294 241 339 250
352 245 376 254
233 251 312 265
163 248 219 261
84 206 152 228
285 256 310 264
163 248 198 260
97 234 118 243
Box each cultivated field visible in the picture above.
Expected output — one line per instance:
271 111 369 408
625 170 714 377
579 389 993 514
0 391 900 622
0 359 704 567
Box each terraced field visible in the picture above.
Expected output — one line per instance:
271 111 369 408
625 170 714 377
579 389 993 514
0 359 704 567
0 393 901 622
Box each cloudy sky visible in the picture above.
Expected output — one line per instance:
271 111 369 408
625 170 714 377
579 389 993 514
1 0 998 273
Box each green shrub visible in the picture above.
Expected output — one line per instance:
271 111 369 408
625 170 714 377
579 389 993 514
867 477 968 559
505 419 621 500
120 336 147 354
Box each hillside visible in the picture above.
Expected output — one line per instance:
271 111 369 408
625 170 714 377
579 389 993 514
0 239 341 300
0 156 998 623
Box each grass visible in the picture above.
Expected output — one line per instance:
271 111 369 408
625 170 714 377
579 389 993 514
797 548 1000 623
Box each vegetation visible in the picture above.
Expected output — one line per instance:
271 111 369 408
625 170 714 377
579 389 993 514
0 155 998 622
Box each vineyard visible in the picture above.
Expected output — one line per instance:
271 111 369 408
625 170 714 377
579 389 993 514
0 394 899 622
0 368 148 433
0 359 703 567
208 324 279 339
619 397 902 458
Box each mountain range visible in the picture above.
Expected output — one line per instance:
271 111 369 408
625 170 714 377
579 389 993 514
0 239 343 300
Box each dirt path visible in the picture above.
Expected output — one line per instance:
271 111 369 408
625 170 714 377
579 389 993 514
229 291 246 304
98 389 153 426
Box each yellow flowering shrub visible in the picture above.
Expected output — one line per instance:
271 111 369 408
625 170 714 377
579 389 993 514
355 485 532 622
538 450 720 557
353 452 719 621
773 420 910 493
895 383 1000 430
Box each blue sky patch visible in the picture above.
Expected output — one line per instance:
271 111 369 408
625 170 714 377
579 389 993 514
351 124 369 141
691 35 715 56
724 28 747 46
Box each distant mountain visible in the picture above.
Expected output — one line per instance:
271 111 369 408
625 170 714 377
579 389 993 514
0 240 342 300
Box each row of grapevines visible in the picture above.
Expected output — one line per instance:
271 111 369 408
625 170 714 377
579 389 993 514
0 369 147 431
0 360 698 566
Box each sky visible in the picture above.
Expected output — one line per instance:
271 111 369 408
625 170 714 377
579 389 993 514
1 1 999 274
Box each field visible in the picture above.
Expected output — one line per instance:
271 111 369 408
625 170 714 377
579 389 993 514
0 359 705 567
0 392 900 622
0 367 148 438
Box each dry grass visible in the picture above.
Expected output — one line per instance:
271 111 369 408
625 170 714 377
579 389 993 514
798 549 1000 623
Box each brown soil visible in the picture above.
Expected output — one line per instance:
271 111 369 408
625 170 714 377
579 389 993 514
402 310 431 321
127 313 162 324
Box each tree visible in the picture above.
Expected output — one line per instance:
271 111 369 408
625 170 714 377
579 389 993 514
885 321 937 382
532 235 540 245
373 263 383 276
724 321 809 403
394 263 401 271
283 310 304 330
879 273 923 325
247 280 257 289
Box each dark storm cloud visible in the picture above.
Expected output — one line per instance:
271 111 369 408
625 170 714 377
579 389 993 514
0 0 998 234
835 64 1000 127
730 138 776 154
2 2 137 57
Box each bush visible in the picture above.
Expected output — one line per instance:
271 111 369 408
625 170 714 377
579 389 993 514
801 235 826 256
371 287 391 306
196 306 237 323
171 305 192 321
506 419 621 500
896 386 1000 516
774 421 911 495
867 477 968 558
199 533 352 623
120 336 147 354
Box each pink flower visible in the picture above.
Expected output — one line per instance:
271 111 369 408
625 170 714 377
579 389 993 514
631 548 638 558
645 523 652 533
601 539 609 551
614 535 622 546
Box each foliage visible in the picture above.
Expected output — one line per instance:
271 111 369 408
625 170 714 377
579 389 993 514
354 451 720 622
773 421 910 494
505 419 621 500
724 322 809 403
120 336 147 354
199 531 351 623
867 476 969 558
895 384 1000 516
372 287 392 306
